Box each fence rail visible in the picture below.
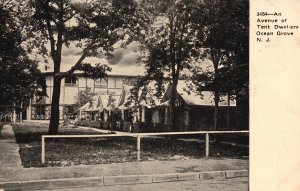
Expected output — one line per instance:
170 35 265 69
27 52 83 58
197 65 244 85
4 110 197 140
41 130 249 164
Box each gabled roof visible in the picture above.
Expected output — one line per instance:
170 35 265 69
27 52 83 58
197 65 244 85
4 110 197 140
79 102 90 111
117 85 135 109
138 81 169 108
79 95 101 112
98 94 120 111
79 94 121 112
164 80 236 106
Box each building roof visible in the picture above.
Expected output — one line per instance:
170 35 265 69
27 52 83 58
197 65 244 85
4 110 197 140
98 94 120 111
79 94 121 112
139 81 169 108
117 85 135 109
79 95 101 112
167 80 236 106
41 71 141 78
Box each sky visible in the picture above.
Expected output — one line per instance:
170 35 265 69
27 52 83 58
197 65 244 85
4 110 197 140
38 41 146 76
38 40 213 77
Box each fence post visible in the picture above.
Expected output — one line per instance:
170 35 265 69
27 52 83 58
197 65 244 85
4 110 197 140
137 134 141 161
205 133 209 157
41 136 45 164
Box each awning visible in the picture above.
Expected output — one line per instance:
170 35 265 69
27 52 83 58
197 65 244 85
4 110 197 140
79 95 101 112
118 104 128 110
160 100 170 106
79 103 90 111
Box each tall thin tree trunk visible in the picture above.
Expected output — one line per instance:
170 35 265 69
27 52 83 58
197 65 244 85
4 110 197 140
13 102 16 125
236 88 249 130
20 101 23 124
227 92 230 129
170 80 178 131
211 52 220 131
48 76 62 134
213 91 219 131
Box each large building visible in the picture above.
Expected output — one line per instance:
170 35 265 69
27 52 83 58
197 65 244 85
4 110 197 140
26 72 139 120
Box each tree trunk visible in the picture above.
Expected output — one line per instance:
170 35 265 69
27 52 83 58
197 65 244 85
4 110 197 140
211 51 220 131
236 88 249 130
170 80 178 131
227 93 230 129
213 91 219 131
48 76 62 134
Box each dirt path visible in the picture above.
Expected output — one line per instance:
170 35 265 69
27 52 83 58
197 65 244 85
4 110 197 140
0 124 23 168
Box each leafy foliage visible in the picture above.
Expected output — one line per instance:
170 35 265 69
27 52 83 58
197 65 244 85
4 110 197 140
189 0 249 130
0 5 44 113
137 0 202 129
191 0 249 94
141 0 201 81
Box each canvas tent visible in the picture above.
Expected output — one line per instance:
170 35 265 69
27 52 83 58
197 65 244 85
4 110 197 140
78 94 120 121
149 80 237 131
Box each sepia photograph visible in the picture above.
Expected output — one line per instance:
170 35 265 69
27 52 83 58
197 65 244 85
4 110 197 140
1 0 250 190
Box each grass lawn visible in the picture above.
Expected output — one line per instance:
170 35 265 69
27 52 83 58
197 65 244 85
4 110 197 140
13 123 248 168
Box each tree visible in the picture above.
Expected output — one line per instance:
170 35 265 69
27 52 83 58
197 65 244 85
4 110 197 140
139 0 200 131
220 0 249 129
25 0 144 134
0 4 44 120
191 0 249 130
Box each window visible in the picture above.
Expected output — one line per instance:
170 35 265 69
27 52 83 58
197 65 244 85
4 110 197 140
122 77 137 86
31 105 50 120
65 76 78 86
36 105 46 116
95 78 108 88
33 96 46 104
122 78 129 85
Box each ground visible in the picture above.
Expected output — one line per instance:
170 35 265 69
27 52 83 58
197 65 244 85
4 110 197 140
40 177 248 191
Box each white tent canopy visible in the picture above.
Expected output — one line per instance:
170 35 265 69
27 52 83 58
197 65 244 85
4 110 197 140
99 94 120 111
78 95 102 112
117 85 135 110
79 102 90 111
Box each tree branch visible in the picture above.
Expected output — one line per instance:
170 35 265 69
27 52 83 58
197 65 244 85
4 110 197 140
56 1 64 63
63 11 78 23
43 0 56 62
61 50 87 78
1 0 13 8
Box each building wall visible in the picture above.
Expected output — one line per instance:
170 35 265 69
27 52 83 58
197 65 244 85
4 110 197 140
44 75 135 104
29 74 138 120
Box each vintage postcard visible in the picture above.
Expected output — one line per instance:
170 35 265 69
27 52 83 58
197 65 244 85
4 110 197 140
0 0 299 190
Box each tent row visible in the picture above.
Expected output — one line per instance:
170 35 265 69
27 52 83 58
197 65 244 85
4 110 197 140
77 80 237 132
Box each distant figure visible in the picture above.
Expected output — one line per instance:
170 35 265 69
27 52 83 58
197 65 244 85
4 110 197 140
128 113 134 133
74 117 78 128
63 115 69 126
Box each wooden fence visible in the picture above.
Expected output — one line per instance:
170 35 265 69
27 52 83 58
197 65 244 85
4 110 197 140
41 130 249 164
